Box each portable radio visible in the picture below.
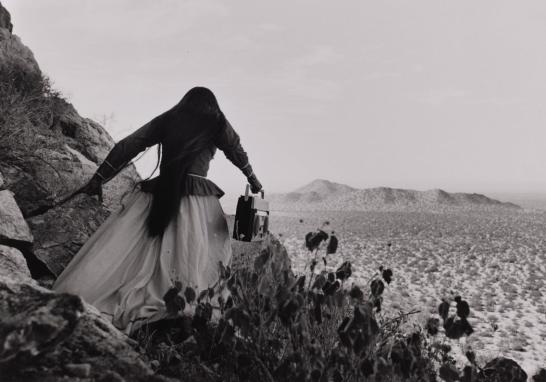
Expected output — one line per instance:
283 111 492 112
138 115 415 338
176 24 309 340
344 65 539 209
233 185 269 242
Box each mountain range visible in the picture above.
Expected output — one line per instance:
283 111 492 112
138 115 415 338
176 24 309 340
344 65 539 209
270 179 521 211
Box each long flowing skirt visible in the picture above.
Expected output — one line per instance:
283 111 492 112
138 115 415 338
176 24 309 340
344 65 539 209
52 187 232 335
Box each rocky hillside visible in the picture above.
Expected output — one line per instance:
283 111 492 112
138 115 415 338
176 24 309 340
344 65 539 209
0 3 168 381
271 179 521 212
0 2 177 380
0 2 141 279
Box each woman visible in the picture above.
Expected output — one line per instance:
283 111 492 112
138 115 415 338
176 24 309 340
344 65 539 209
52 87 262 335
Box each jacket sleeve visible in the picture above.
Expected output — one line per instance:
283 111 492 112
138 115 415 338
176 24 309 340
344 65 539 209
94 117 165 183
214 119 254 177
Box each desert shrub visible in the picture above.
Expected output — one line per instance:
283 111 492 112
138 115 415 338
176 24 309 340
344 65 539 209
132 227 534 382
133 231 440 382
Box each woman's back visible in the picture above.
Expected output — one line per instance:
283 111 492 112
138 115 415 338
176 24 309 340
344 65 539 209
186 145 216 177
53 86 262 334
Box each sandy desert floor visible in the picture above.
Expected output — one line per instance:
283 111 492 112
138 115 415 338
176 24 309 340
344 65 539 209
269 209 546 375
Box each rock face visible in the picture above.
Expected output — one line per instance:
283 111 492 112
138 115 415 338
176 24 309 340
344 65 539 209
0 245 33 283
231 233 292 277
0 189 51 279
0 275 173 382
0 190 33 244
0 9 37 75
27 194 110 276
0 95 140 218
227 214 292 278
0 2 12 32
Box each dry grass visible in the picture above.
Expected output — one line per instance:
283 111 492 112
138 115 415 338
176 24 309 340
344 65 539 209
0 57 63 163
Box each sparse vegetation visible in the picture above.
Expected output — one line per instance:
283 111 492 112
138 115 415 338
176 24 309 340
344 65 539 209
0 57 63 162
276 210 546 376
132 233 438 381
131 214 545 381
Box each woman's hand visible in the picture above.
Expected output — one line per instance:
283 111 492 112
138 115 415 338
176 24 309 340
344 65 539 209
247 173 263 194
77 175 103 202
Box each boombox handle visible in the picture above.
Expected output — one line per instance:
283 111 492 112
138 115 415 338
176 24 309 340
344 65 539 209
244 184 265 201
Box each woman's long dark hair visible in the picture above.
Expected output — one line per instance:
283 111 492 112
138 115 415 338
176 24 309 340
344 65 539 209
140 87 226 237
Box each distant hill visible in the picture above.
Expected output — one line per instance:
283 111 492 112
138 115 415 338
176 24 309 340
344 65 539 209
270 179 521 212
282 179 356 204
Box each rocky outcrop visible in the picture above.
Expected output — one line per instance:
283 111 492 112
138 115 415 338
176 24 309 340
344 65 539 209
0 3 38 76
0 274 173 382
0 189 50 278
54 102 115 164
0 226 287 382
0 3 174 379
27 194 110 276
0 195 173 380
0 98 140 218
0 1 140 278
227 214 292 277
231 234 292 275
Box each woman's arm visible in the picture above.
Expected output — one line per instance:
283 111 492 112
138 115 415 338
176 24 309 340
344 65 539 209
93 115 166 184
214 119 262 192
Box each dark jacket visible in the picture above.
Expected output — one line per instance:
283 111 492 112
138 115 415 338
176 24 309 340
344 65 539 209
94 118 254 198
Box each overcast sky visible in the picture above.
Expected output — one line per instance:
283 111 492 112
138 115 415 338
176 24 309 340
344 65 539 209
5 0 546 196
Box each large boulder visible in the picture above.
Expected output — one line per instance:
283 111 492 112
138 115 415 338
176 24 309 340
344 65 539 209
47 98 142 214
0 276 174 382
231 235 292 273
0 236 173 380
53 101 116 164
0 189 33 245
227 213 291 271
0 190 50 278
230 233 293 299
226 213 292 280
0 114 140 218
23 167 139 277
0 245 33 283
27 194 110 277
0 145 96 217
